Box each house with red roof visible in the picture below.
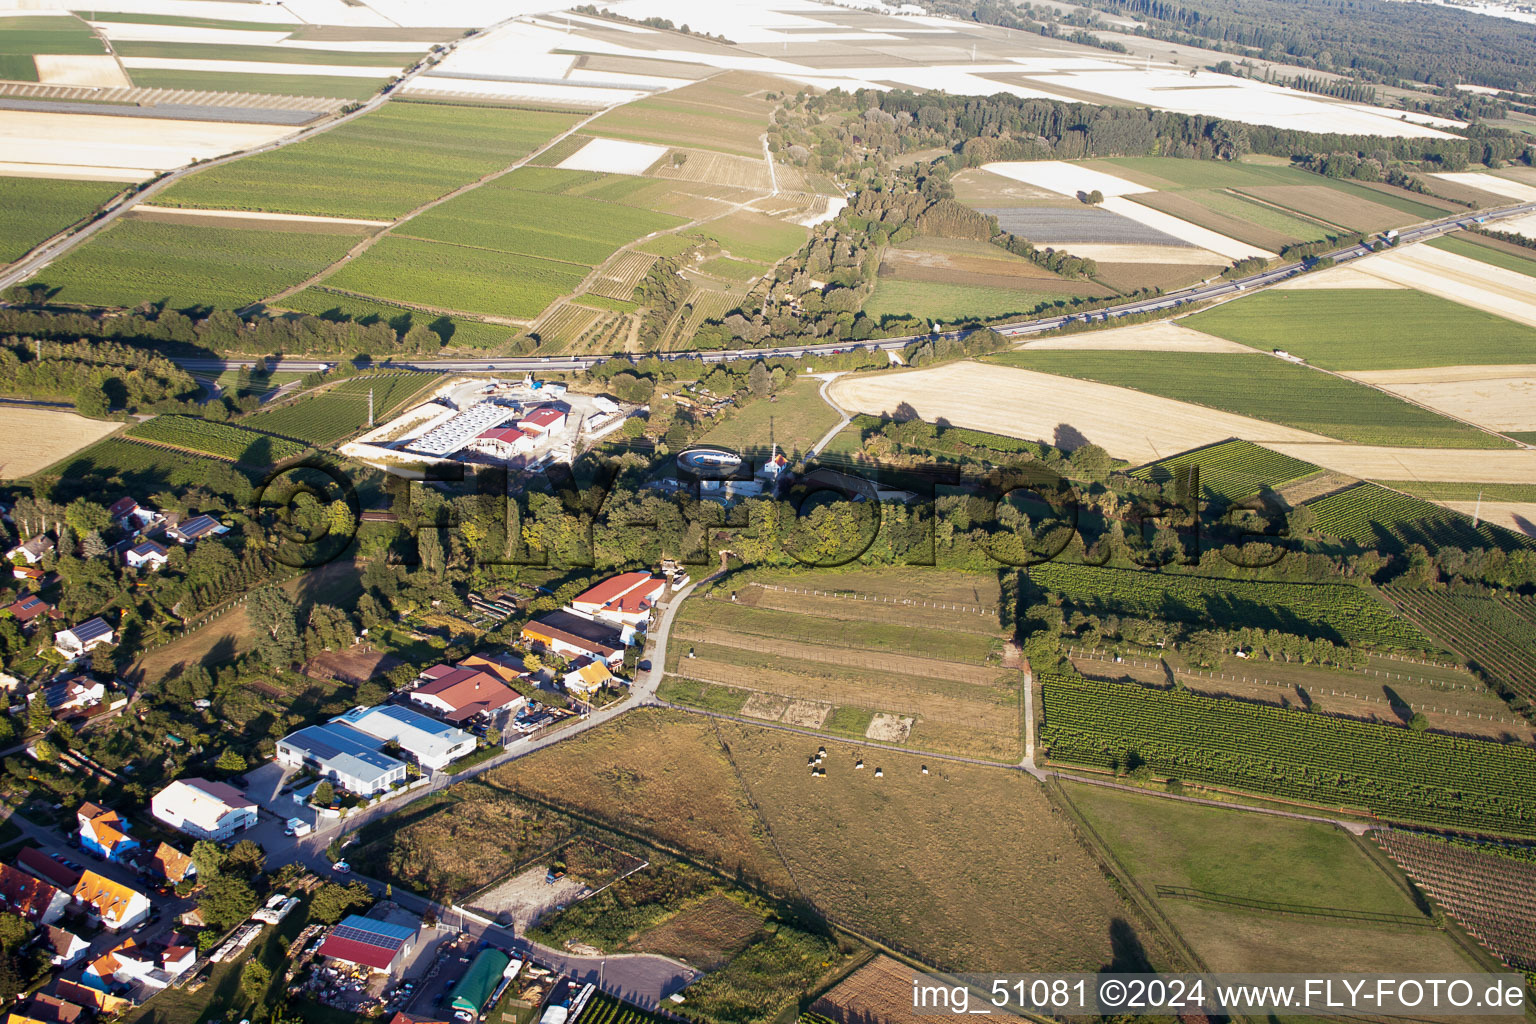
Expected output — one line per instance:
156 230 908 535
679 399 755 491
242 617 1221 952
409 667 524 725
517 404 568 436
18 847 79 891
0 861 69 924
6 593 55 629
570 572 665 630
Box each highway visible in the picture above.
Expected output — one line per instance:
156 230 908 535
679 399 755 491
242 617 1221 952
161 198 1536 379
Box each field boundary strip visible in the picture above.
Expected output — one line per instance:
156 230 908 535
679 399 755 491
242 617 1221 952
750 583 995 617
1152 885 1438 927
1067 644 1490 695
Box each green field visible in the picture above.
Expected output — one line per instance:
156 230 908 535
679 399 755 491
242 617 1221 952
1426 234 1536 279
1181 290 1536 370
113 39 420 66
697 376 840 457
30 219 358 310
157 103 582 220
699 212 808 264
126 68 385 100
0 176 123 263
127 415 306 463
1304 482 1534 552
400 169 686 266
866 279 1061 321
274 288 516 349
1062 782 1483 974
242 372 436 444
1130 439 1319 502
1375 480 1536 502
583 75 775 157
321 235 586 319
0 14 106 59
988 350 1508 448
1028 561 1436 650
1171 187 1326 240
1041 671 1536 835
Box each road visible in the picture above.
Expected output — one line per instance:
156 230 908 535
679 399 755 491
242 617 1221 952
157 199 1536 381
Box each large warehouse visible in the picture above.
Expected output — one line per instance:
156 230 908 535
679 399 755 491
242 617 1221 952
333 704 476 771
275 722 407 796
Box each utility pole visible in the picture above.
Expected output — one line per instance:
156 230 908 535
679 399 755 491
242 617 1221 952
368 388 374 427
1472 489 1483 528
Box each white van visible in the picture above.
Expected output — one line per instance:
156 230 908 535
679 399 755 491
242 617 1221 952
285 818 313 837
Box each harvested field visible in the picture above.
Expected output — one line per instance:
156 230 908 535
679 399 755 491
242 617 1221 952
951 166 1069 207
1267 444 1536 483
1063 242 1226 264
648 147 773 191
699 211 807 264
1270 265 1406 290
0 407 121 479
812 955 925 1024
1343 365 1536 432
627 894 764 971
1093 260 1223 294
1061 782 1481 975
0 109 290 176
717 722 1145 972
829 361 1328 465
556 137 668 175
1346 245 1536 329
34 54 130 88
739 581 1000 634
1432 172 1536 203
1235 184 1413 233
1440 501 1536 538
1019 320 1252 353
1429 234 1536 278
132 204 390 228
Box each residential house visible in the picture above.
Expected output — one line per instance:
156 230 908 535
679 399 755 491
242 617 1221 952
71 871 151 931
333 705 475 772
316 915 416 976
12 564 43 584
107 497 159 531
165 514 228 545
9 991 87 1024
569 572 665 631
17 847 79 890
0 862 70 925
160 943 196 979
6 593 55 629
151 778 257 841
520 610 625 668
53 979 132 1017
147 843 194 885
124 541 169 571
562 660 614 702
275 721 407 796
457 651 527 684
84 936 176 992
32 675 106 717
76 802 139 862
39 926 89 967
517 404 568 436
53 617 115 659
7 535 54 565
408 666 523 725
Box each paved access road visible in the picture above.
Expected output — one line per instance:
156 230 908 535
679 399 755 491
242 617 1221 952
161 200 1536 381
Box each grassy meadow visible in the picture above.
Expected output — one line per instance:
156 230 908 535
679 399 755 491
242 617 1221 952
127 69 385 100
865 279 1062 321
696 376 840 456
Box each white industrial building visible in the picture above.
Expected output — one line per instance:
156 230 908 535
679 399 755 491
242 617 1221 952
405 401 520 458
151 778 258 841
334 704 476 772
275 722 408 796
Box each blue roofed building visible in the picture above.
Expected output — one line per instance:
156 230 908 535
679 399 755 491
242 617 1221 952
334 704 477 772
274 722 407 796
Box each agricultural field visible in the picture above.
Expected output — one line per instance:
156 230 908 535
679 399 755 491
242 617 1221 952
664 575 1021 761
0 407 122 479
242 372 436 445
273 289 517 349
878 236 1112 293
585 72 782 157
1376 481 1536 502
398 167 687 266
1305 482 1535 552
1129 439 1320 503
126 69 385 100
864 279 1069 322
0 14 106 80
1027 561 1437 651
1339 363 1536 435
578 993 676 1024
1387 587 1536 706
696 376 841 457
126 415 306 463
30 218 359 311
716 720 1154 972
42 436 260 503
1182 290 1536 370
155 103 582 220
1128 188 1318 252
320 235 587 320
111 39 419 67
1062 782 1483 974
1040 671 1536 835
1344 245 1536 329
698 212 808 264
989 350 1507 449
0 176 124 264
1427 233 1536 279
1375 830 1536 970
809 956 922 1024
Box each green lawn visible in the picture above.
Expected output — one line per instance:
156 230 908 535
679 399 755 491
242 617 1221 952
156 103 582 220
322 235 586 319
0 176 124 263
30 218 358 310
988 350 1511 448
113 39 420 66
0 14 106 56
698 376 841 458
401 172 686 266
1427 234 1536 279
699 212 808 264
1181 289 1536 369
275 288 516 349
865 279 1062 321
127 68 385 100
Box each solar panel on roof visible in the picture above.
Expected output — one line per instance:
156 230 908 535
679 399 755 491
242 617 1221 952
331 916 415 946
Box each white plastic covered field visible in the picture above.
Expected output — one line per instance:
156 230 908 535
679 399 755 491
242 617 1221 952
557 138 670 175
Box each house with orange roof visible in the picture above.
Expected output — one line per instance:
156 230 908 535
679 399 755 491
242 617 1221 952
71 870 151 932
76 803 138 863
147 843 194 885
84 936 159 992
